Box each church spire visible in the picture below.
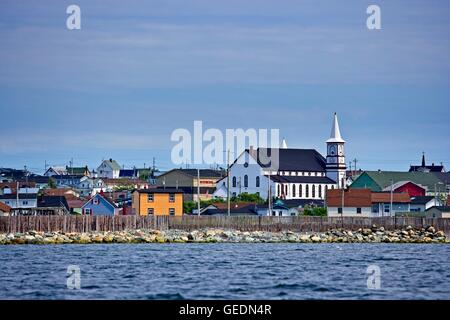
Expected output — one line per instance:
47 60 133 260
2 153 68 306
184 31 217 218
421 152 426 167
326 112 345 143
281 138 288 149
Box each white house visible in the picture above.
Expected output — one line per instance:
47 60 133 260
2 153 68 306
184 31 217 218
97 159 121 179
215 113 346 201
0 194 38 209
44 166 67 176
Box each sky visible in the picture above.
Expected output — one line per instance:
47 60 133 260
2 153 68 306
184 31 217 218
0 0 449 173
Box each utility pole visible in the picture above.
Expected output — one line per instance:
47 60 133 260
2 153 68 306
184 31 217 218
353 158 358 176
341 187 344 228
268 172 272 216
227 149 231 216
197 168 201 216
390 179 394 218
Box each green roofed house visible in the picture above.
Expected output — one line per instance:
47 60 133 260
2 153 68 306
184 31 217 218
66 165 91 177
349 171 443 196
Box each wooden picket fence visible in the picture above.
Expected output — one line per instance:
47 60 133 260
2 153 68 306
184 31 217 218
0 215 449 234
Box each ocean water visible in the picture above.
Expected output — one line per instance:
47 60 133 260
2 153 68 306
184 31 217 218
0 243 449 300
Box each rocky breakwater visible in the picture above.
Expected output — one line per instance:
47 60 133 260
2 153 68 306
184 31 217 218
0 225 448 245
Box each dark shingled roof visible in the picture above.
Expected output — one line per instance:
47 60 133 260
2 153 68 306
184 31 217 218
269 175 336 184
410 196 435 205
159 169 224 179
253 148 327 172
38 196 69 211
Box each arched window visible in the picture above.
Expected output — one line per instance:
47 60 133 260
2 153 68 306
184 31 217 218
318 185 322 198
285 184 288 196
305 184 309 198
256 176 260 188
299 184 302 198
312 185 316 198
232 176 237 187
292 184 296 198
244 175 248 188
277 184 281 197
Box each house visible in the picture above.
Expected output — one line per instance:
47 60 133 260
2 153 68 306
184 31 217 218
53 175 85 189
132 188 183 216
326 189 373 217
81 193 119 216
426 206 450 218
97 159 121 179
217 113 347 202
0 182 37 195
410 196 441 212
76 177 105 197
44 166 67 176
103 178 149 192
27 176 50 189
43 188 80 200
36 196 70 215
326 189 411 217
156 169 224 201
0 202 11 216
66 166 91 176
0 168 27 180
409 153 445 173
381 181 426 197
0 193 38 209
371 192 411 216
350 171 443 196
67 199 85 214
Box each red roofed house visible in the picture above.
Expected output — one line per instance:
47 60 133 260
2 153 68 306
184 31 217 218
0 201 11 216
382 181 426 197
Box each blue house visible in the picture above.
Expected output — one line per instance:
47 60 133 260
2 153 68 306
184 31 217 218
81 193 119 216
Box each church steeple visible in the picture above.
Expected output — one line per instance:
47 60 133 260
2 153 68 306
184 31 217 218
421 152 426 167
281 138 288 149
326 112 345 143
326 113 347 188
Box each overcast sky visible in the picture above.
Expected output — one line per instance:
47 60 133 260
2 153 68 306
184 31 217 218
0 0 449 173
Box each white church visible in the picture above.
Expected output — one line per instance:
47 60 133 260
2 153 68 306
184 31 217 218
214 113 347 201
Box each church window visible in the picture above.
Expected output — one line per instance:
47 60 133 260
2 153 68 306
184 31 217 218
277 185 281 197
318 185 322 198
244 175 248 188
299 184 302 197
256 176 260 187
305 184 309 197
232 176 237 188
312 185 316 198
292 184 296 197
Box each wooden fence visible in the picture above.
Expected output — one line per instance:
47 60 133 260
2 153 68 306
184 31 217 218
0 215 449 234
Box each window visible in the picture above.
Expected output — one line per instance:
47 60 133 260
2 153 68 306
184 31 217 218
338 207 343 214
147 208 154 215
85 208 92 215
232 176 237 188
299 184 302 197
243 175 248 188
147 193 154 202
357 207 362 214
169 208 175 215
292 184 296 198
278 211 282 216
272 211 276 216
318 185 322 198
22 201 28 205
284 184 288 196
93 198 99 205
256 176 260 188
305 184 309 197
169 194 175 203
384 204 390 213
312 185 316 198
277 185 281 197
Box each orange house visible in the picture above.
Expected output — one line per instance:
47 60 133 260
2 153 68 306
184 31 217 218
132 188 184 216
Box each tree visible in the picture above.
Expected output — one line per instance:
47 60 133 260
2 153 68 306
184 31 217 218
303 206 327 216
48 177 57 189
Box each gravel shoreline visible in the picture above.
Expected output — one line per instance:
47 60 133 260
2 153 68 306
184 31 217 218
1 225 449 245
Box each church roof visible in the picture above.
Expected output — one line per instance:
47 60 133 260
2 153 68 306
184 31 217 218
253 148 327 172
326 113 345 143
269 175 336 184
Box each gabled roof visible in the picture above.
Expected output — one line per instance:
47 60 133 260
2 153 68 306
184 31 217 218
371 192 411 203
381 180 426 192
45 166 67 175
0 202 11 212
326 189 372 207
426 206 450 212
253 148 327 172
82 193 118 209
38 196 69 211
101 159 121 171
410 196 435 205
355 171 442 191
66 166 90 175
269 175 336 184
